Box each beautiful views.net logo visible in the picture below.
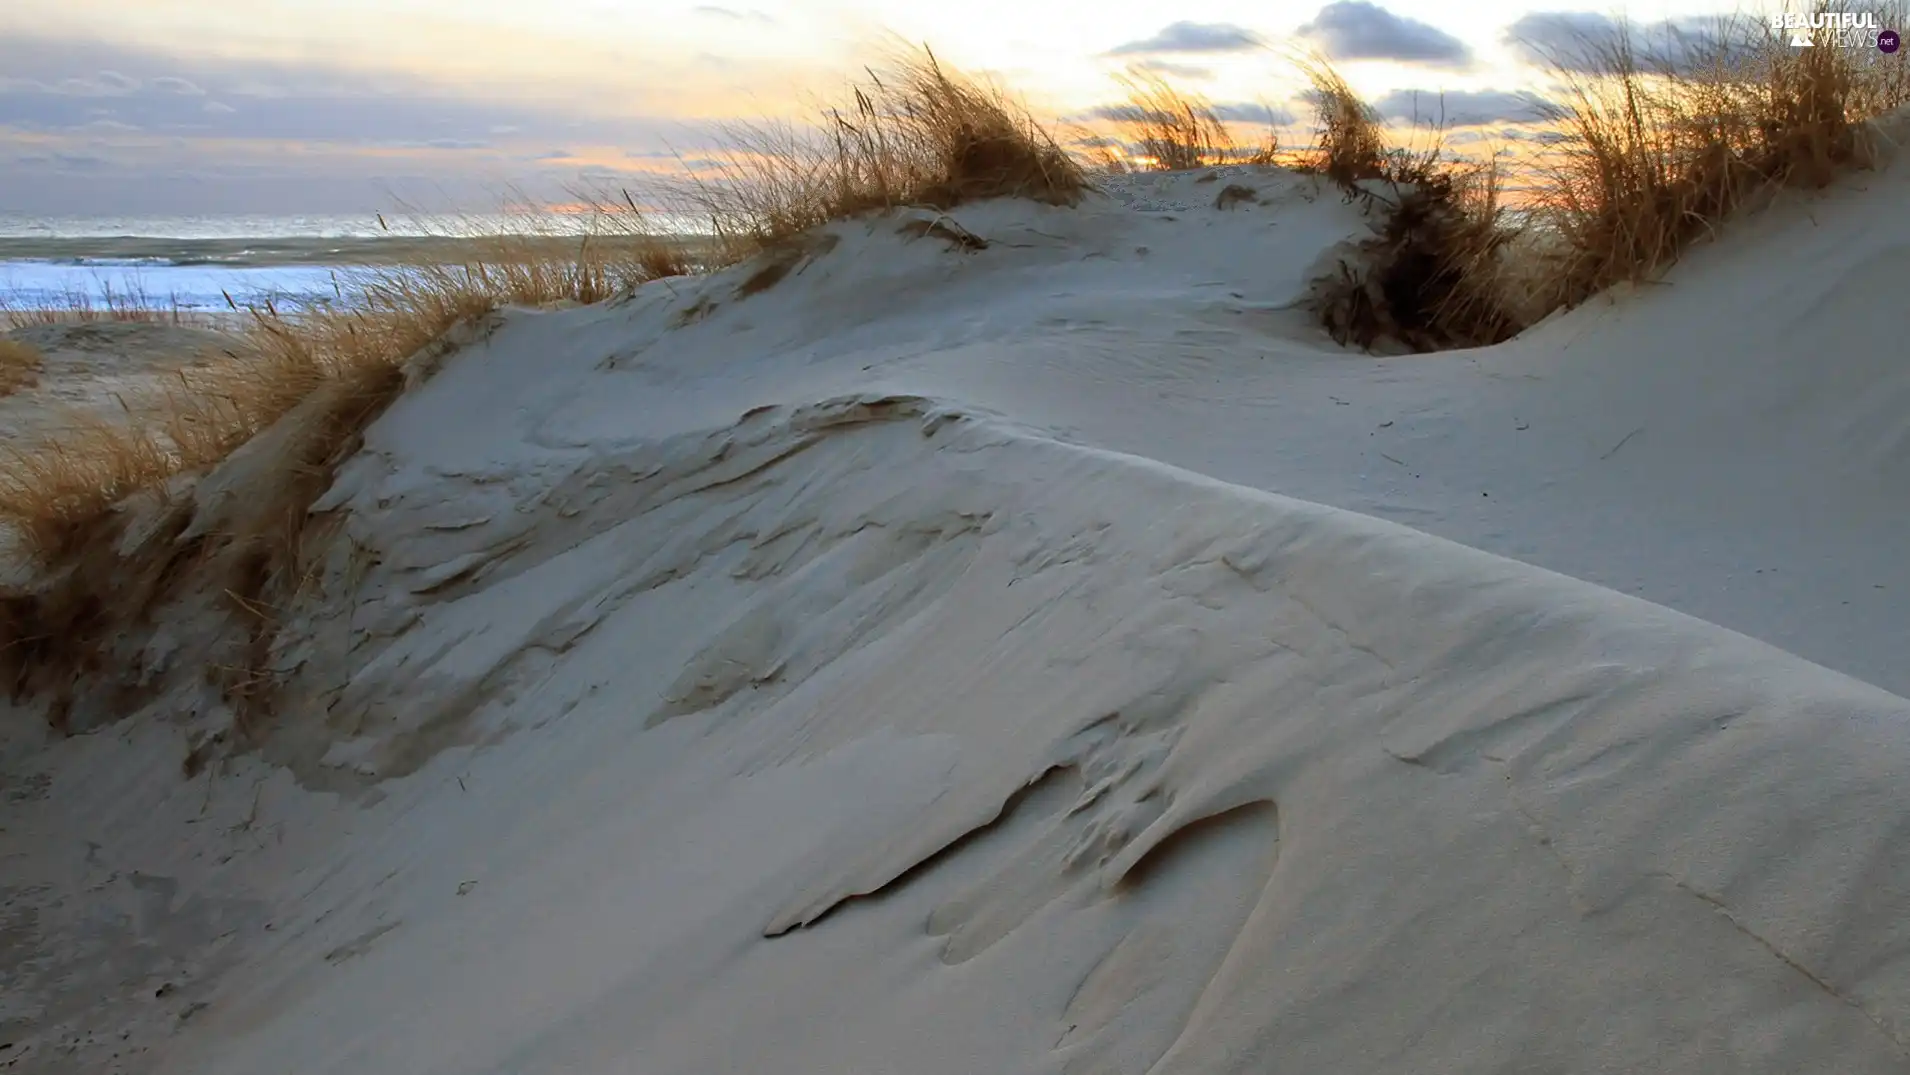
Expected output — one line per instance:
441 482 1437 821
1769 11 1901 51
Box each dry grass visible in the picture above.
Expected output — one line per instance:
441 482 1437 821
0 353 411 734
366 196 703 303
0 338 40 396
0 293 461 736
1525 2 1910 310
1 412 185 560
1303 2 1909 346
663 44 1086 251
1313 159 1527 351
1092 70 1279 172
1294 55 1396 186
1295 56 1529 351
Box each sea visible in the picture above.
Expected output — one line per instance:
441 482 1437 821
0 211 687 315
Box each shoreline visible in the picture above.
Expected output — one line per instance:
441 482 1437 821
0 232 711 270
1 233 711 315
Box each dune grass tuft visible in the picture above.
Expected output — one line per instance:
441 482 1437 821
665 44 1087 251
1293 55 1397 186
1093 70 1280 172
0 338 40 396
1294 56 1528 351
1525 3 1910 311
1312 158 1527 351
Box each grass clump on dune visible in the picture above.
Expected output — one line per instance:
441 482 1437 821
1313 157 1527 351
1296 55 1529 351
1526 2 1910 311
668 44 1087 252
1087 69 1279 172
1293 55 1399 186
0 338 39 396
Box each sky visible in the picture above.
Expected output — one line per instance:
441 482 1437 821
0 0 1771 216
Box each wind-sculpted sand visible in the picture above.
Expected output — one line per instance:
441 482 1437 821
3 152 1909 1073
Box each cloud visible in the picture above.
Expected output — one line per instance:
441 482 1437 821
1074 99 1297 130
59 153 111 170
16 70 145 97
0 32 705 213
72 70 142 96
693 5 776 22
1077 103 1162 123
5 147 121 173
1502 11 1757 72
1371 88 1552 126
1296 2 1473 66
0 129 528 214
1132 59 1214 80
1211 101 1298 127
1107 22 1265 55
0 34 682 146
1502 11 1619 66
149 76 205 96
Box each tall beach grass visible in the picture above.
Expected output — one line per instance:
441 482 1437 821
0 338 41 397
1522 2 1910 311
653 44 1086 255
1087 69 1281 171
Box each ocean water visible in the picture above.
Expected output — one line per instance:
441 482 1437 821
0 211 693 314
0 213 406 312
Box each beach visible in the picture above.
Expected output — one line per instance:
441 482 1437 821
0 214 704 315
0 214 418 314
4 43 1910 1075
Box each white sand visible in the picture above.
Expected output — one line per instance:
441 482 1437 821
5 132 1910 1073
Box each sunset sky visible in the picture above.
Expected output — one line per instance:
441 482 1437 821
0 0 1777 215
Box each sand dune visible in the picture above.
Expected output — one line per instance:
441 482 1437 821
5 148 1910 1073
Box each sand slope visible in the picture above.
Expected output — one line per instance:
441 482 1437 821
5 155 1910 1073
